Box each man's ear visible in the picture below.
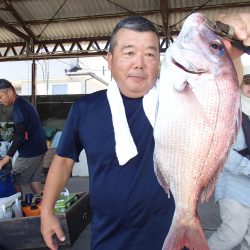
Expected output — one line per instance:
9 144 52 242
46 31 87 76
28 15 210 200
107 52 112 70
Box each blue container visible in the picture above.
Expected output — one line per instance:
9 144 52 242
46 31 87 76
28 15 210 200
0 163 16 198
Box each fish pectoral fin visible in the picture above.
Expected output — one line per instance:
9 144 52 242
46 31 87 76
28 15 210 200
154 161 170 195
173 79 188 92
183 83 211 126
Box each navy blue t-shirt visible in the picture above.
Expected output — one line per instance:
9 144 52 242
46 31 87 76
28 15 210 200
12 96 47 157
57 90 175 250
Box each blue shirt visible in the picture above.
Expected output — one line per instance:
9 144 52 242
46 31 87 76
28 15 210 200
12 96 47 157
214 125 250 207
57 90 175 250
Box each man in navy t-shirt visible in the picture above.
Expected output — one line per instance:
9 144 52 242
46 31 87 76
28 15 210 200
0 79 47 195
41 16 175 250
58 92 175 250
40 13 249 250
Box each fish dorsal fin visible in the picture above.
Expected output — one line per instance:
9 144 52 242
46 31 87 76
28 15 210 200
200 105 241 203
200 169 219 203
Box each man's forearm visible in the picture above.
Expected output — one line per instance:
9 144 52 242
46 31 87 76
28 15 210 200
0 155 11 169
232 57 244 85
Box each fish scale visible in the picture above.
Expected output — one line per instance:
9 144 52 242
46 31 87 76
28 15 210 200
154 12 240 250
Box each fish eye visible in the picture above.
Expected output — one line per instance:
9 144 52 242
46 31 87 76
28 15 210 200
209 41 224 56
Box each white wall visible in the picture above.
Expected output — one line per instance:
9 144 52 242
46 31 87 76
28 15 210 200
72 150 89 176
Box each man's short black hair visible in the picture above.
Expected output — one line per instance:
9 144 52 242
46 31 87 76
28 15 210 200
109 15 160 53
0 79 13 90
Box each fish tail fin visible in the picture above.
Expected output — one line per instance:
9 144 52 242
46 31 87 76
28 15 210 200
162 218 209 250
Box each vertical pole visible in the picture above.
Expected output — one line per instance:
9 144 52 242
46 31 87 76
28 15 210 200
31 59 37 107
159 0 169 49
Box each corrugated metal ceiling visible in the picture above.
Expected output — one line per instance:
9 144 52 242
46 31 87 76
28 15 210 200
0 0 249 60
0 0 249 42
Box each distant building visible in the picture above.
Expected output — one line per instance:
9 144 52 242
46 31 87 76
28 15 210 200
0 56 111 95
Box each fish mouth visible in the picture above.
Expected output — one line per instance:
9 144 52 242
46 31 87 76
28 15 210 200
172 58 205 74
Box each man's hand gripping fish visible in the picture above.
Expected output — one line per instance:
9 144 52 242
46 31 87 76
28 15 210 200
154 13 241 250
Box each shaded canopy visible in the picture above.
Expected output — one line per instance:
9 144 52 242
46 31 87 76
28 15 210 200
0 0 249 61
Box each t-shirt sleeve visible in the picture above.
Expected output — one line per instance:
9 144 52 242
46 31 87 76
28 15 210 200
56 101 85 162
7 122 26 157
13 104 25 124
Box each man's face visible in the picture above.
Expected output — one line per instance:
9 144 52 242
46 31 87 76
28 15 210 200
107 29 160 98
0 89 14 106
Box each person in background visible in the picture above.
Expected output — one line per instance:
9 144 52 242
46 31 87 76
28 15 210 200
208 74 250 250
41 13 250 250
0 79 47 195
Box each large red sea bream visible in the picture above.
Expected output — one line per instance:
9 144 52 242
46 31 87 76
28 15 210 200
154 13 240 250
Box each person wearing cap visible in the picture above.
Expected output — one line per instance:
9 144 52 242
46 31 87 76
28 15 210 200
208 74 250 250
0 79 47 195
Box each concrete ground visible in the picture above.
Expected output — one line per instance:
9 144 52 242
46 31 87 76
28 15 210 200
62 176 240 250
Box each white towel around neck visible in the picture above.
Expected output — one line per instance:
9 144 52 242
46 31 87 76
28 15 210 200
107 80 159 165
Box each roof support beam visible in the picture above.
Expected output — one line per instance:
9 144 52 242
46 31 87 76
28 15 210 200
0 16 30 42
31 59 37 106
0 36 168 61
0 37 110 61
159 0 169 49
1 0 37 41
